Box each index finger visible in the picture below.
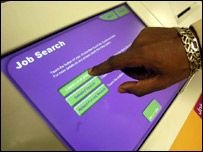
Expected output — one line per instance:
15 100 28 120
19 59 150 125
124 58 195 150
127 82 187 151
88 51 137 76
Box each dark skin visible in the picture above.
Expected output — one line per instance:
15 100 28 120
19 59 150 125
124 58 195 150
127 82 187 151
88 27 190 97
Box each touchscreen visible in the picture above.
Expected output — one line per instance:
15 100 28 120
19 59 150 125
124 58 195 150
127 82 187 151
1 4 186 151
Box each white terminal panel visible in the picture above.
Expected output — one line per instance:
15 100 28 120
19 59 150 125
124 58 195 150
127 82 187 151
1 1 202 151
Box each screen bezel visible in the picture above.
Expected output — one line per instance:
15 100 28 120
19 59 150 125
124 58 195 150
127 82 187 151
1 2 147 58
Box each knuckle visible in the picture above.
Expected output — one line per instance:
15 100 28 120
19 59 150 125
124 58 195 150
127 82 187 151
134 92 144 97
130 89 145 97
135 90 145 97
107 56 116 70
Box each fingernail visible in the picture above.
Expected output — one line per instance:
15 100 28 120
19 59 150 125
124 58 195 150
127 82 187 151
88 68 93 75
118 87 127 93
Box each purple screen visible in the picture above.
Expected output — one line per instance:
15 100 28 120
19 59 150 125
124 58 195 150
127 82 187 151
1 4 185 151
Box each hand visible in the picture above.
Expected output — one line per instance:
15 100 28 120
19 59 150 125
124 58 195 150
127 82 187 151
88 27 190 97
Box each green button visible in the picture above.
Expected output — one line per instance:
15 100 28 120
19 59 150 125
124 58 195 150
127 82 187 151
100 11 118 21
143 99 161 122
74 84 109 116
66 77 102 107
115 6 130 17
58 70 92 97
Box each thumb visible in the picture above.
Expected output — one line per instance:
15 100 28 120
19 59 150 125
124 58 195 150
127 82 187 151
118 76 164 97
